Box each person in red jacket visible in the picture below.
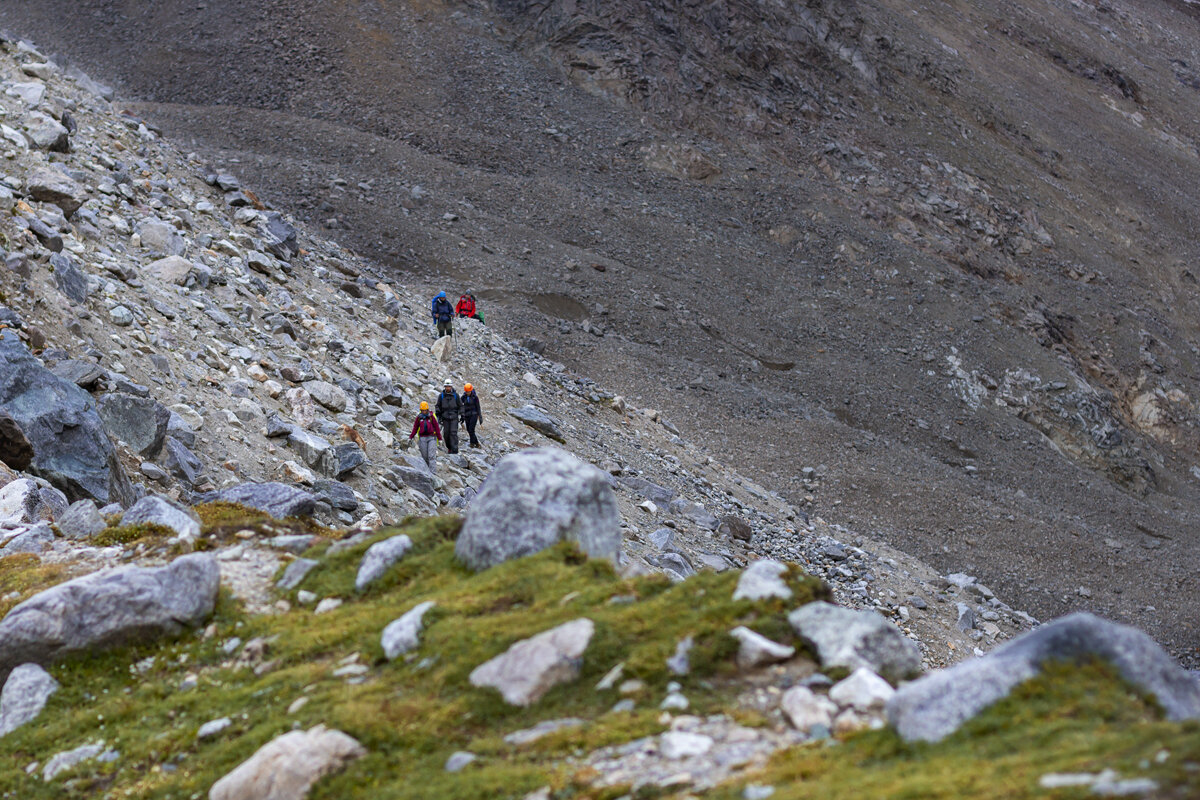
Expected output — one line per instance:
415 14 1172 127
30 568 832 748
409 401 442 472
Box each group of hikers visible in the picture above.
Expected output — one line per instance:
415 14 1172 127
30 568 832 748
408 380 484 472
431 290 483 338
408 290 488 472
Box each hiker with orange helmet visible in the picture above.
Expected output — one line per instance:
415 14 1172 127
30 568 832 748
409 401 442 472
460 382 483 448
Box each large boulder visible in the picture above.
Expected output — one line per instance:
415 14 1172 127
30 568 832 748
0 553 220 682
888 613 1200 743
209 725 366 800
469 618 594 706
97 393 171 458
455 447 620 571
789 601 921 685
0 329 134 506
197 482 317 519
0 663 58 737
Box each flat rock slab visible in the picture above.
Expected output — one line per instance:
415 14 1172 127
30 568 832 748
0 553 219 683
470 618 595 706
507 405 565 442
198 482 317 519
0 329 134 506
888 612 1200 742
789 601 921 685
0 663 58 737
209 725 365 800
456 447 620 571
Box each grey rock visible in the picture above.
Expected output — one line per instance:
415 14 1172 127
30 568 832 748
50 359 106 391
44 742 105 781
667 636 694 676
654 551 694 578
260 212 299 261
0 553 219 682
304 380 348 413
265 535 318 554
956 602 976 632
355 534 413 591
25 166 87 216
0 478 66 526
456 447 620 571
0 329 134 506
50 253 89 304
381 600 435 660
1 522 54 554
731 626 795 670
508 405 565 442
620 477 676 505
208 725 366 800
312 479 358 511
137 220 184 256
24 112 69 152
888 613 1200 742
789 601 922 684
469 618 594 706
198 482 316 519
264 413 294 438
162 436 203 486
733 560 792 601
97 393 170 458
277 558 319 590
332 442 366 478
197 717 232 740
57 499 106 539
121 495 200 540
23 215 63 252
503 718 585 746
389 465 436 497
287 429 334 471
109 305 134 326
0 663 59 737
0 409 34 470
444 751 476 772
649 528 675 550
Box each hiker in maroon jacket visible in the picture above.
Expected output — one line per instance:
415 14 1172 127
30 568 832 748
409 401 442 472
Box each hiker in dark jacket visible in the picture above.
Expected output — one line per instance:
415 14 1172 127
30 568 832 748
460 382 483 448
431 291 454 338
408 402 442 472
435 379 461 454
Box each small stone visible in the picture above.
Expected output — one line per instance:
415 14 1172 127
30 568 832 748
730 626 795 670
445 751 476 772
829 668 895 711
197 717 232 740
381 601 436 660
314 598 342 614
780 686 837 732
733 560 792 601
660 731 713 759
355 535 413 591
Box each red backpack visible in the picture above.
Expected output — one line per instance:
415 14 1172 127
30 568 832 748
456 294 476 318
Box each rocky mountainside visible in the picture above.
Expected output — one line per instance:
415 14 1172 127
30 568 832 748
0 27 1197 800
0 0 1196 658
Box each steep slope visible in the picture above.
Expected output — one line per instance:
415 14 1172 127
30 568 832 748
1 0 1198 660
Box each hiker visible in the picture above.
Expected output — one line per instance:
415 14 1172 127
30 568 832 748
435 379 461 454
431 291 454 338
455 291 484 324
460 382 483 448
408 401 442 472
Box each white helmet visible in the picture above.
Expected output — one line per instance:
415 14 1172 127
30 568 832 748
443 379 453 387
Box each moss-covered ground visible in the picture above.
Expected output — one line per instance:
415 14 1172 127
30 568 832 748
0 513 1197 799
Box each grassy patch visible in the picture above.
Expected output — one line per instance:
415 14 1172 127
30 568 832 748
0 553 69 617
90 522 175 548
711 660 1200 800
0 515 805 799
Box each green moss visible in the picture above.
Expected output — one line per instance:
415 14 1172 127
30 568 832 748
195 501 336 540
91 522 175 547
712 660 1200 800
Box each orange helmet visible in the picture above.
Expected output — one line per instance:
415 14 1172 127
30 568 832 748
419 401 429 411
464 383 474 392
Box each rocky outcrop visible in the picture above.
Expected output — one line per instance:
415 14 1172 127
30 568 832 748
0 329 133 506
197 482 317 519
209 725 366 800
0 553 220 682
888 613 1200 742
456 448 620 571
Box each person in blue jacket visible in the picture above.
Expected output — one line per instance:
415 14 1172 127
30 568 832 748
431 291 454 338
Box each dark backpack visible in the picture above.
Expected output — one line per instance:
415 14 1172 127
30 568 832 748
433 297 453 323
